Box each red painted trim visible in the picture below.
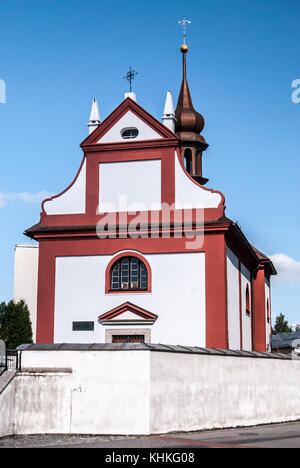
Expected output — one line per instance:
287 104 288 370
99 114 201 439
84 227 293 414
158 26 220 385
82 138 178 153
98 302 157 321
105 251 152 294
36 241 55 343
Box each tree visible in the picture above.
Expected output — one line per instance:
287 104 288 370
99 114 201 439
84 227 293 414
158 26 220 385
274 313 292 334
0 300 33 349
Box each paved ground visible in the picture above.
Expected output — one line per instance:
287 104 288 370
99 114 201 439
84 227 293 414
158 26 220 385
1 421 300 448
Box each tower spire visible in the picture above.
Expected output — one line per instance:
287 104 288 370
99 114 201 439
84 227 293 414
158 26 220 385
87 98 101 135
162 91 176 132
175 25 209 185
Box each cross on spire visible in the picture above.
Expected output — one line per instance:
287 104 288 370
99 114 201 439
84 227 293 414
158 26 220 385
123 67 138 92
178 16 191 44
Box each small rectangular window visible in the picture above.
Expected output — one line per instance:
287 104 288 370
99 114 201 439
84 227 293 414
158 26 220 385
72 321 94 331
112 335 145 343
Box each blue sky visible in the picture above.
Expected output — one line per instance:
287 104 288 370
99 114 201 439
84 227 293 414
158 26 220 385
0 0 299 325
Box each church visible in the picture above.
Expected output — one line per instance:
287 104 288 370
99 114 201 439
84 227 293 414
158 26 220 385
23 42 276 352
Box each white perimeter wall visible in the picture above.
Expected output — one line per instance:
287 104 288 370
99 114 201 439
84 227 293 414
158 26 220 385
54 251 206 347
14 245 39 342
1 350 300 437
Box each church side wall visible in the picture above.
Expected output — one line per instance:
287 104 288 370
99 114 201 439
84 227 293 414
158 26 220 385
265 278 272 352
241 264 252 351
226 248 241 350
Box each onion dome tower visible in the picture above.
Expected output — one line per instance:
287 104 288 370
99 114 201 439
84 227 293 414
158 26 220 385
175 43 209 185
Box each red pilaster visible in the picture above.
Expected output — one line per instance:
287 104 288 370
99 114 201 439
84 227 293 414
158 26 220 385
253 266 266 352
36 241 56 343
205 233 228 349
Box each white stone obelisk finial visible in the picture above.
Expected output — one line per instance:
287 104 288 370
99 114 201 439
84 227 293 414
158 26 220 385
162 91 176 132
87 98 101 135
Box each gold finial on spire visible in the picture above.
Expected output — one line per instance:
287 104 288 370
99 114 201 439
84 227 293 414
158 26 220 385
180 44 189 54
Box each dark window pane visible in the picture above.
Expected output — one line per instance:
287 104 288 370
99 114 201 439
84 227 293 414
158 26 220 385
110 256 148 291
121 128 139 139
72 322 94 331
112 335 145 343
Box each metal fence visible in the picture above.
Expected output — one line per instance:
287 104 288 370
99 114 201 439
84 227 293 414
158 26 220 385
0 349 21 376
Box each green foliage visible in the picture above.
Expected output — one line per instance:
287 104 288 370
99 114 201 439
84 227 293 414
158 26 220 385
274 313 292 334
0 300 33 349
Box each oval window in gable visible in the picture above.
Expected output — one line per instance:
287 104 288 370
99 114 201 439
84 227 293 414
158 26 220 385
121 128 139 140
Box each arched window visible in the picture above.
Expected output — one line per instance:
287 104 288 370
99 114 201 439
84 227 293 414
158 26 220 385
184 148 192 173
246 285 251 317
110 256 148 291
267 299 270 324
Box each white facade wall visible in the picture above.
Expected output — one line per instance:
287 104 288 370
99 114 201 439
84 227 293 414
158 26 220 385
43 160 86 215
54 251 206 347
226 248 241 350
226 250 255 352
175 154 222 209
265 279 272 352
241 263 252 351
1 350 300 437
14 245 39 342
99 160 161 212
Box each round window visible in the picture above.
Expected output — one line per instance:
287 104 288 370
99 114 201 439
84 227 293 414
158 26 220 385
121 128 139 139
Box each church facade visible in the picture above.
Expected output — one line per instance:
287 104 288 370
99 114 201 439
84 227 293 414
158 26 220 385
25 45 276 351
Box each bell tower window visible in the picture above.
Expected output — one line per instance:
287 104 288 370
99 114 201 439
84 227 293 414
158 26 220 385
184 148 192 173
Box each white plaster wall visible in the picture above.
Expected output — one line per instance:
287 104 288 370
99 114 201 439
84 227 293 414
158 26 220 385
99 160 161 213
15 350 150 435
150 352 300 433
175 154 222 209
226 248 241 350
2 350 300 436
241 264 252 351
54 251 206 347
97 110 162 143
0 373 16 438
265 279 272 352
43 160 86 215
14 245 39 342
